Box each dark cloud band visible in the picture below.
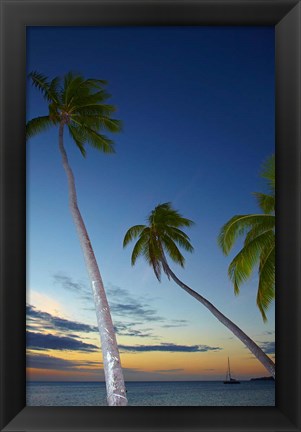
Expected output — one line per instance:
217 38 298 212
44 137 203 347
27 331 98 352
119 343 222 353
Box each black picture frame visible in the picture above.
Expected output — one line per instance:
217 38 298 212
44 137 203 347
0 0 300 431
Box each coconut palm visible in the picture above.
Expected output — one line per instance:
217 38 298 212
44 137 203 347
123 203 275 377
26 71 127 406
218 155 275 322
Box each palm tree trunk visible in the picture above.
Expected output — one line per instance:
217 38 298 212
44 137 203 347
58 122 127 406
160 254 275 378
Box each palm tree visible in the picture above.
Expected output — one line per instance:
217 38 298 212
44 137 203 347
27 71 127 406
123 203 275 378
218 155 275 322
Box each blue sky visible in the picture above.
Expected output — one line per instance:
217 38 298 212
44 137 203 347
26 26 275 381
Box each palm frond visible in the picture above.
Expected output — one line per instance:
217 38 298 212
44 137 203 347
161 234 185 268
28 71 58 103
123 225 146 248
228 230 274 295
218 214 275 255
130 233 149 266
84 129 115 153
74 104 116 116
68 125 86 157
260 154 275 193
85 78 108 88
149 252 162 282
26 116 53 140
99 118 122 133
253 192 275 214
164 226 194 253
48 77 61 103
149 203 195 229
140 236 162 281
244 225 274 246
165 226 191 240
63 73 86 106
73 114 122 134
71 119 115 153
257 244 275 322
72 90 112 107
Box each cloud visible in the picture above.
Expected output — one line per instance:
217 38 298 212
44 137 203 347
27 353 77 370
53 276 165 324
53 273 92 302
110 303 164 322
107 285 164 322
41 277 192 342
27 331 98 352
154 368 184 373
27 353 103 377
27 304 98 334
259 341 275 354
114 322 157 339
27 353 101 370
107 286 129 298
161 319 189 328
53 273 87 294
119 343 222 353
27 303 160 341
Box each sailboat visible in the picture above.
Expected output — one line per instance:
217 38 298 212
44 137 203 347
224 357 240 384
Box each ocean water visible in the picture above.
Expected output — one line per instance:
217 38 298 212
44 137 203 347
27 381 275 406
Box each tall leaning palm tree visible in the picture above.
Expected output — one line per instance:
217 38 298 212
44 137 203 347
27 71 127 406
123 203 275 378
218 155 275 322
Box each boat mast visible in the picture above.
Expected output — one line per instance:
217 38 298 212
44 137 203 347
228 357 231 380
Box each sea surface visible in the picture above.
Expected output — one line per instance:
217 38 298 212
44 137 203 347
27 380 275 406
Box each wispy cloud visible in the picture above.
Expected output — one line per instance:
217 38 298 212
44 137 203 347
161 319 189 328
119 343 222 353
107 286 129 298
263 331 275 336
27 304 98 334
110 303 163 321
42 276 192 342
27 304 160 340
107 285 164 322
27 331 98 352
154 368 184 373
259 341 275 355
53 275 165 324
114 321 158 339
53 273 92 303
53 273 87 293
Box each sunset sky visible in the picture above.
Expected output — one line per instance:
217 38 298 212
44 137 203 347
26 26 275 381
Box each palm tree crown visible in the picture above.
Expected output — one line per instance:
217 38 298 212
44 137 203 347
123 202 194 281
218 155 275 321
26 71 121 154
